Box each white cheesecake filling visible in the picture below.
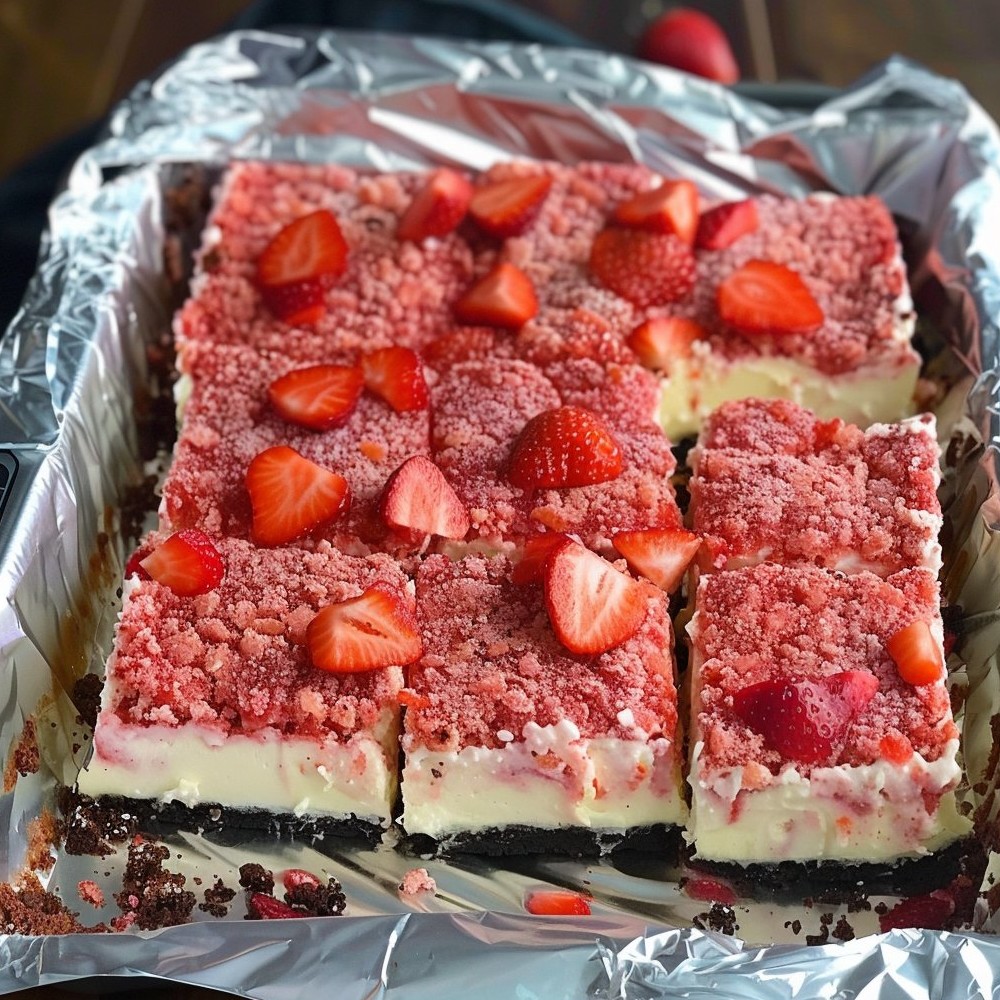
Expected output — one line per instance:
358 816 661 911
400 719 686 839
687 738 970 863
78 710 400 826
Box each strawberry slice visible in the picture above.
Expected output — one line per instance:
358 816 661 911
612 527 701 593
612 180 699 243
397 168 473 243
878 890 955 933
453 263 538 329
246 892 307 920
682 874 737 906
511 532 572 586
307 587 422 674
887 620 943 686
256 210 348 325
732 671 879 764
379 456 471 541
268 364 364 431
544 540 647 655
636 8 739 84
361 347 429 412
589 228 695 308
717 260 824 335
695 199 759 250
282 869 321 893
139 530 224 597
468 174 552 238
524 889 591 916
246 446 350 547
627 316 705 370
507 406 623 492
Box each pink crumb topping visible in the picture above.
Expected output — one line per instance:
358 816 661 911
398 868 437 895
690 563 955 776
405 554 678 751
78 880 105 908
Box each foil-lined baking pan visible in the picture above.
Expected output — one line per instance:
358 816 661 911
0 29 998 998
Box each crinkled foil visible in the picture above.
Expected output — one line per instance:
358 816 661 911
0 29 998 999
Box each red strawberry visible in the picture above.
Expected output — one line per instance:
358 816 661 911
717 260 824 335
361 347 429 412
637 8 739 84
732 671 879 764
256 210 348 325
282 869 321 893
124 547 150 581
268 364 364 431
887 620 943 686
246 892 307 920
507 406 623 491
544 540 647 655
511 532 572 586
454 263 538 329
246 446 350 547
139 530 224 597
397 168 473 243
682 875 737 906
612 527 701 593
627 316 705 370
612 180 699 244
307 587 422 674
468 174 552 238
589 228 695 308
813 417 845 450
879 890 955 933
524 889 591 916
695 199 759 250
379 456 471 541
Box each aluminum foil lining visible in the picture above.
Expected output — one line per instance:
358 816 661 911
0 28 999 999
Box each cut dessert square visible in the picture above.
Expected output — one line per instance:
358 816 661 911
400 550 686 852
78 536 415 838
689 399 942 575
686 562 970 865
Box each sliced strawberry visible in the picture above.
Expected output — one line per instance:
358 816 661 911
256 210 348 324
612 527 701 593
612 180 699 243
732 671 879 764
124 547 150 581
246 446 350 547
468 174 552 238
453 263 538 329
887 620 943 686
246 892 307 920
636 8 739 84
627 316 705 370
379 455 471 541
139 530 224 597
507 406 623 492
511 532 572 586
282 869 321 893
361 347 429 412
695 199 759 250
589 228 695 308
717 260 824 336
307 587 422 674
397 168 473 243
398 689 432 711
524 889 591 916
878 890 955 933
682 874 737 906
268 364 364 431
544 540 647 656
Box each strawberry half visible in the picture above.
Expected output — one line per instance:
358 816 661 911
589 228 695 308
507 406 623 492
307 587 422 674
612 179 699 244
544 540 647 656
139 530 224 597
468 174 552 238
732 671 879 764
246 446 350 547
268 364 364 431
717 260 824 335
524 889 591 916
379 455 471 541
397 168 473 243
256 210 348 325
627 316 705 370
695 198 759 250
361 347 429 412
246 892 307 920
511 531 572 586
612 527 701 593
453 263 538 329
887 619 943 686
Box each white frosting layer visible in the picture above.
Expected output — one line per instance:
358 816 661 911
400 719 686 838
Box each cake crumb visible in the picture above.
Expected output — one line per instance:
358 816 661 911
284 876 347 917
71 674 104 730
25 809 61 872
3 719 40 792
399 868 437 896
0 873 102 935
58 788 138 857
114 839 195 931
78 880 105 908
199 879 236 917
238 863 274 895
